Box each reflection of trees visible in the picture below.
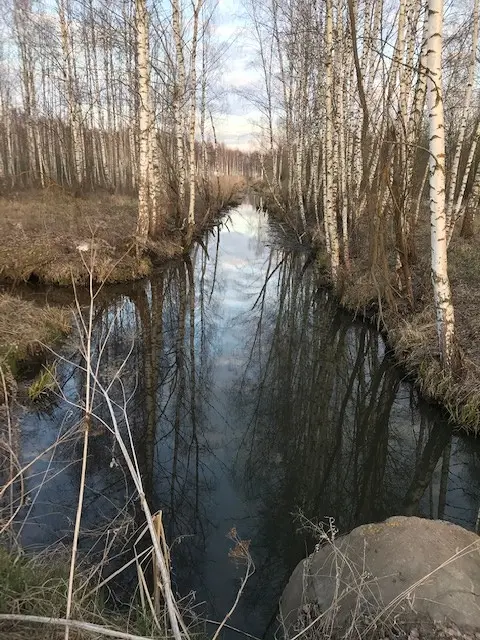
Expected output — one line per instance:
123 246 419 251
232 248 480 620
127 257 216 567
237 252 400 528
18 215 480 634
19 249 221 598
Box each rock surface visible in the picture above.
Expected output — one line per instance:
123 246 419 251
280 516 480 636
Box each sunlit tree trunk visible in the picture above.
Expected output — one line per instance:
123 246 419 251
187 0 204 238
336 1 349 270
58 0 84 190
172 0 187 219
446 0 480 235
136 0 152 240
88 0 110 189
427 0 455 368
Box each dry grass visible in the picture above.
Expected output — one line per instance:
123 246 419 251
0 190 155 285
0 293 71 375
0 547 169 640
0 183 244 287
0 548 86 622
310 204 480 433
0 181 244 384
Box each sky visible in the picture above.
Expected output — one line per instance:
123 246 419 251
211 0 263 151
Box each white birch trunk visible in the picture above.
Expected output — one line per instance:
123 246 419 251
187 0 203 231
58 0 84 189
325 0 340 282
427 0 455 368
136 0 151 239
445 0 480 232
172 0 187 218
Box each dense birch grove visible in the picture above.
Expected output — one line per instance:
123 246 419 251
0 0 257 238
250 0 479 369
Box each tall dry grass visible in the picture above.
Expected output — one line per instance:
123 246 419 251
0 294 71 379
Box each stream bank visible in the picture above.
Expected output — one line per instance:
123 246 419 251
0 186 243 287
254 168 480 434
257 185 480 434
319 251 480 435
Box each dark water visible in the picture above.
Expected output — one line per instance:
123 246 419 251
14 203 480 636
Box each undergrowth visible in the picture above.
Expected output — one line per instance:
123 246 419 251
0 546 171 639
0 181 244 287
0 294 71 380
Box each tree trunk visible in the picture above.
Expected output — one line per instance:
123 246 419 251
324 0 340 283
135 0 152 240
172 0 186 220
427 0 455 369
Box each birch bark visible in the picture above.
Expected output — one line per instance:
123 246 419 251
58 0 84 189
172 0 187 218
428 0 455 368
187 0 204 236
135 0 152 240
325 0 340 282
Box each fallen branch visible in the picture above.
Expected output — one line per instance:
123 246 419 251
0 614 162 640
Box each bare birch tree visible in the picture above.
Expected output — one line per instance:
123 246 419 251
428 0 456 367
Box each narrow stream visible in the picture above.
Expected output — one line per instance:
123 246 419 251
15 202 480 636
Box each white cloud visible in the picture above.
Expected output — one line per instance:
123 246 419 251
210 1 263 149
214 113 261 150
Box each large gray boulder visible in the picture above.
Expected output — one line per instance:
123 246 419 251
280 516 480 635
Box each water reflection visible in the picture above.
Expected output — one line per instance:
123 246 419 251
15 203 480 636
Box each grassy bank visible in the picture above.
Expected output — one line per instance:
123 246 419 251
0 294 71 385
0 191 152 286
255 183 480 433
326 223 480 433
0 547 168 639
0 180 244 383
0 180 244 287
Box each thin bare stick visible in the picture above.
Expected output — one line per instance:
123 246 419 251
211 534 255 640
204 619 262 640
81 545 151 602
0 426 77 501
97 380 184 640
0 366 14 538
64 258 95 640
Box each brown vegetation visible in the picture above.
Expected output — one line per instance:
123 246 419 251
0 182 244 287
0 179 244 382
0 547 168 639
0 191 159 286
258 179 480 432
0 293 70 375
